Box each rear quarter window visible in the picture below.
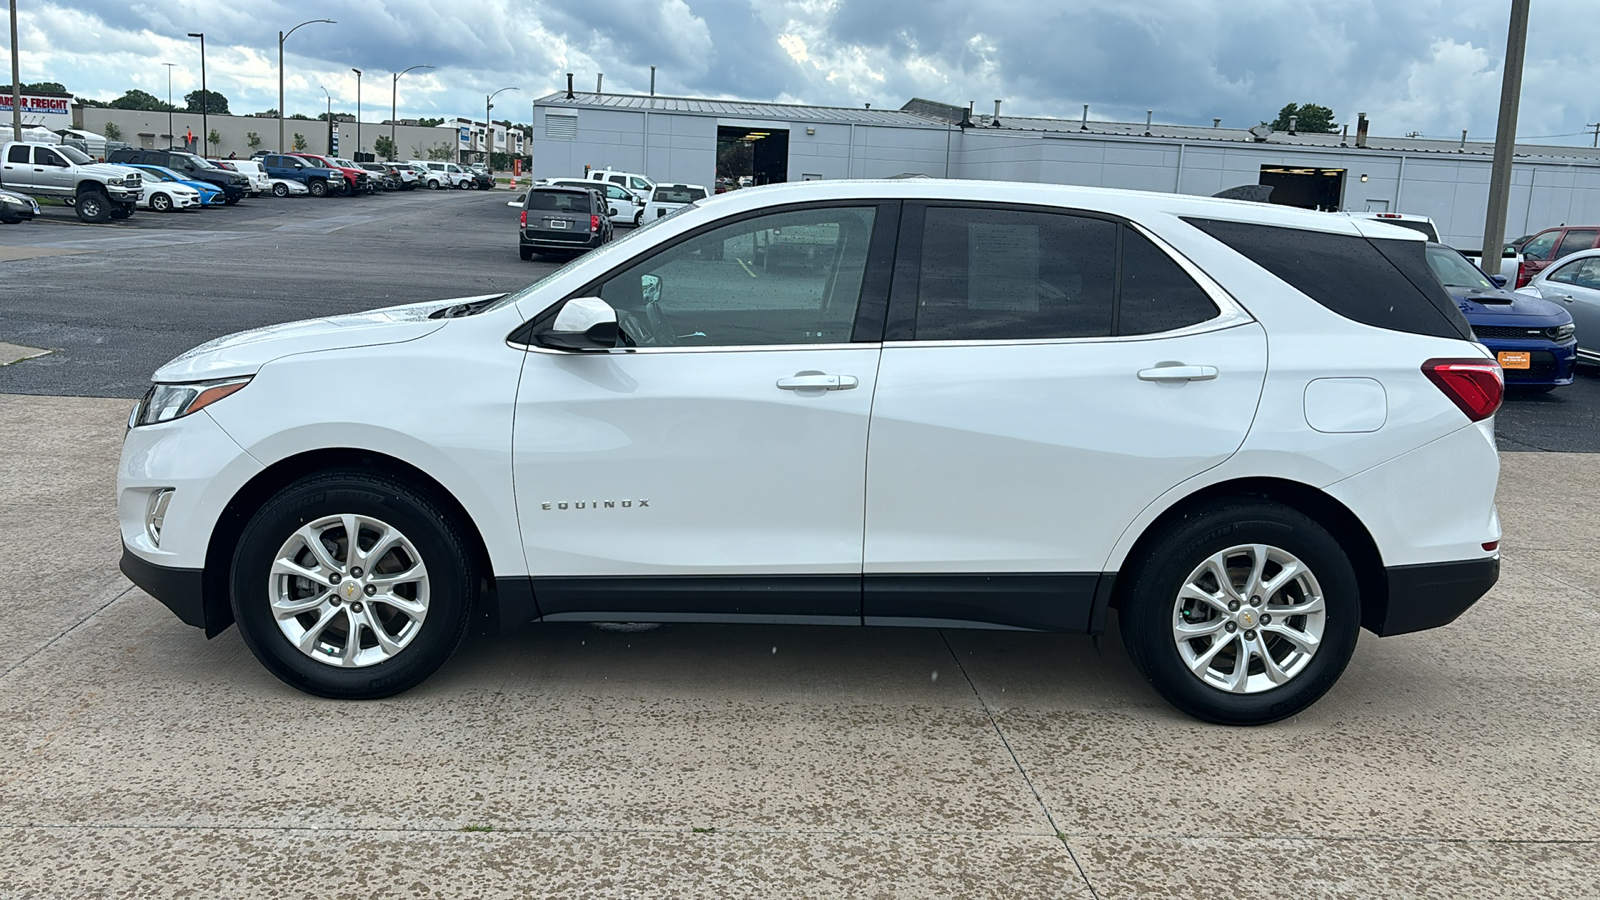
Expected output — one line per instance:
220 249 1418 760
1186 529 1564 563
1184 217 1471 341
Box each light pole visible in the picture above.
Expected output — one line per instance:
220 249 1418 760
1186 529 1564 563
486 86 518 173
351 68 362 158
187 32 206 153
319 85 332 153
163 62 176 148
8 0 20 139
391 64 434 160
278 18 335 153
1481 0 1531 277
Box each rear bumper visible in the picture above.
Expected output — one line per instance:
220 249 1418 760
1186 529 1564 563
1365 557 1499 636
521 231 604 250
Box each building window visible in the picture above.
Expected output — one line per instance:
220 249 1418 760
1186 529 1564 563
545 114 577 140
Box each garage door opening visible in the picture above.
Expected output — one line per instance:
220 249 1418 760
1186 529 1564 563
717 126 788 190
1259 165 1346 211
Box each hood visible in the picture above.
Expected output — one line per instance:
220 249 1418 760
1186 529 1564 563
1448 285 1569 324
152 295 502 382
85 163 144 181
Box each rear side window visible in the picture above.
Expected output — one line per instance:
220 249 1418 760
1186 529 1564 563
1555 229 1599 260
7 145 28 164
913 206 1117 340
1184 217 1471 341
1119 228 1220 335
526 191 589 212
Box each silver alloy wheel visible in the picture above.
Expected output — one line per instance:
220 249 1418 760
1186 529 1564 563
1172 543 1326 694
269 513 430 667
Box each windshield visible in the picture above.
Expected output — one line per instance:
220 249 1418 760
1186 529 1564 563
59 145 94 165
182 154 216 170
1425 245 1495 291
484 200 703 315
335 159 357 168
138 167 174 182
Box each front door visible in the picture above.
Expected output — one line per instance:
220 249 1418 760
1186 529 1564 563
1541 255 1600 359
31 147 75 192
512 201 895 621
863 204 1268 631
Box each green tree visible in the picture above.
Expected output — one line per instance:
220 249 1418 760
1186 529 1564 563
184 89 230 115
109 89 172 111
426 144 453 161
292 132 308 151
417 117 445 127
207 128 222 153
1270 102 1337 134
373 134 396 161
247 131 262 151
102 122 122 141
288 113 311 120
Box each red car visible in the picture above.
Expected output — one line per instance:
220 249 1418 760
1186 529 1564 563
288 153 368 196
1515 225 1600 287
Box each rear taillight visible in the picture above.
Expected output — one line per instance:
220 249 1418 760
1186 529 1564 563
1422 358 1503 422
519 210 527 227
590 214 600 232
1515 261 1532 288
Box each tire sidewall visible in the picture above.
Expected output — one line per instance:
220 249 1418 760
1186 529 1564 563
153 193 171 212
230 475 475 699
1120 503 1361 725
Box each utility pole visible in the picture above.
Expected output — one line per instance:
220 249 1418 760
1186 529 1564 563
163 62 176 148
352 68 361 158
9 0 21 139
320 85 331 152
188 33 206 153
1481 0 1530 276
1588 123 1600 149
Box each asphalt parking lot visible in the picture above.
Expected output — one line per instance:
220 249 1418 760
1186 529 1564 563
3 191 1600 897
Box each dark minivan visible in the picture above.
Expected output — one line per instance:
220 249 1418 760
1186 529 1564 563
106 149 249 204
519 186 614 259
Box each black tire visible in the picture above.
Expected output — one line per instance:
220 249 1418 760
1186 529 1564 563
272 182 290 197
427 178 440 190
75 190 112 223
0 216 19 224
308 179 328 198
109 204 134 220
152 192 173 212
230 471 478 699
1508 384 1559 396
1117 500 1361 726
519 245 535 260
224 194 241 205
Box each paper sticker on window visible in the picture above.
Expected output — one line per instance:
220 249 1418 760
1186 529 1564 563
968 223 1040 311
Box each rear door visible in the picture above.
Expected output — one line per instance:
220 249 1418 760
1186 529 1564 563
3 144 36 190
862 203 1268 631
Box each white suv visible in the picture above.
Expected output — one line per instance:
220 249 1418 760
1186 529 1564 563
117 180 1502 724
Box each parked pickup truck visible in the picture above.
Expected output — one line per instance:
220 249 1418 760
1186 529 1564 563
0 141 142 222
257 153 345 198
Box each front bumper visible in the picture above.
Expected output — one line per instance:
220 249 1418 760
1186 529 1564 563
105 185 143 203
1365 558 1500 636
119 544 220 633
1481 337 1577 386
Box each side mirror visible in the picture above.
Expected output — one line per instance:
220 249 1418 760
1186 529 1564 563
1490 275 1508 288
608 207 618 217
535 297 620 352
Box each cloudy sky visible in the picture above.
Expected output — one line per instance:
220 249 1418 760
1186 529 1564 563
19 0 1600 144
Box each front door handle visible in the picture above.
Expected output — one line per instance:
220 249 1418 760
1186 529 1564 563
1138 365 1219 382
777 373 858 391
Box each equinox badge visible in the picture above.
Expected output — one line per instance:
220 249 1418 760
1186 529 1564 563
541 500 650 510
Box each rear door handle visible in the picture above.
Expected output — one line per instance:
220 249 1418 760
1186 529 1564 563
777 373 858 390
1138 365 1219 382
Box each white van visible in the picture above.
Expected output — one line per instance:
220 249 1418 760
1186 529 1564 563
409 160 472 190
587 168 655 196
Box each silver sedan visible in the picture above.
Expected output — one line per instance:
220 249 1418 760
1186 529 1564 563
1516 247 1600 365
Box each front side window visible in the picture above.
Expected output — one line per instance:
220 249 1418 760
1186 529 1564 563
608 175 626 187
913 206 1116 340
1521 231 1559 261
593 206 878 348
34 148 65 167
630 177 651 191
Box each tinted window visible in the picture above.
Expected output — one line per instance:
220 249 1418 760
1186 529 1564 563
1555 229 1599 259
33 148 64 167
914 206 1115 340
595 206 878 347
1577 259 1600 291
1521 231 1558 261
1185 217 1471 340
5 145 26 164
1119 227 1220 334
1425 245 1495 291
527 191 590 212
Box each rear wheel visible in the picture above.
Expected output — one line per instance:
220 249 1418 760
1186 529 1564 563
1117 500 1361 725
230 471 477 699
519 245 535 260
428 178 440 190
151 192 173 212
272 182 290 197
75 190 112 223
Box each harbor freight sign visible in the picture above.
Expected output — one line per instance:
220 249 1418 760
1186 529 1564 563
0 94 73 119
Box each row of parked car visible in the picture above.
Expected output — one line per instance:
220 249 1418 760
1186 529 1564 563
511 169 708 258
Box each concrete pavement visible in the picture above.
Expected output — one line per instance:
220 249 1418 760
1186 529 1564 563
1 393 1597 898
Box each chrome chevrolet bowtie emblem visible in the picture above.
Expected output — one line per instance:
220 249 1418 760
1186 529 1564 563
1240 609 1258 628
342 582 360 600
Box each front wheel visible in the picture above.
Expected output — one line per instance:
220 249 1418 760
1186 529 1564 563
308 179 328 197
75 191 112 223
223 194 240 205
152 192 173 212
1117 500 1361 726
230 471 478 699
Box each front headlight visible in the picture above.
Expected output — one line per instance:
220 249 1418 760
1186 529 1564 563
131 377 252 427
108 177 124 185
1551 322 1577 341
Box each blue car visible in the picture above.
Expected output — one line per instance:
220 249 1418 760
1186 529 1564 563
1426 243 1577 391
127 164 226 207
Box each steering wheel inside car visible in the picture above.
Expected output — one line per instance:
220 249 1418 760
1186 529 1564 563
644 300 678 347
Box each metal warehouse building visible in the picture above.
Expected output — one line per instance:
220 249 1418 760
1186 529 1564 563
532 90 1600 247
